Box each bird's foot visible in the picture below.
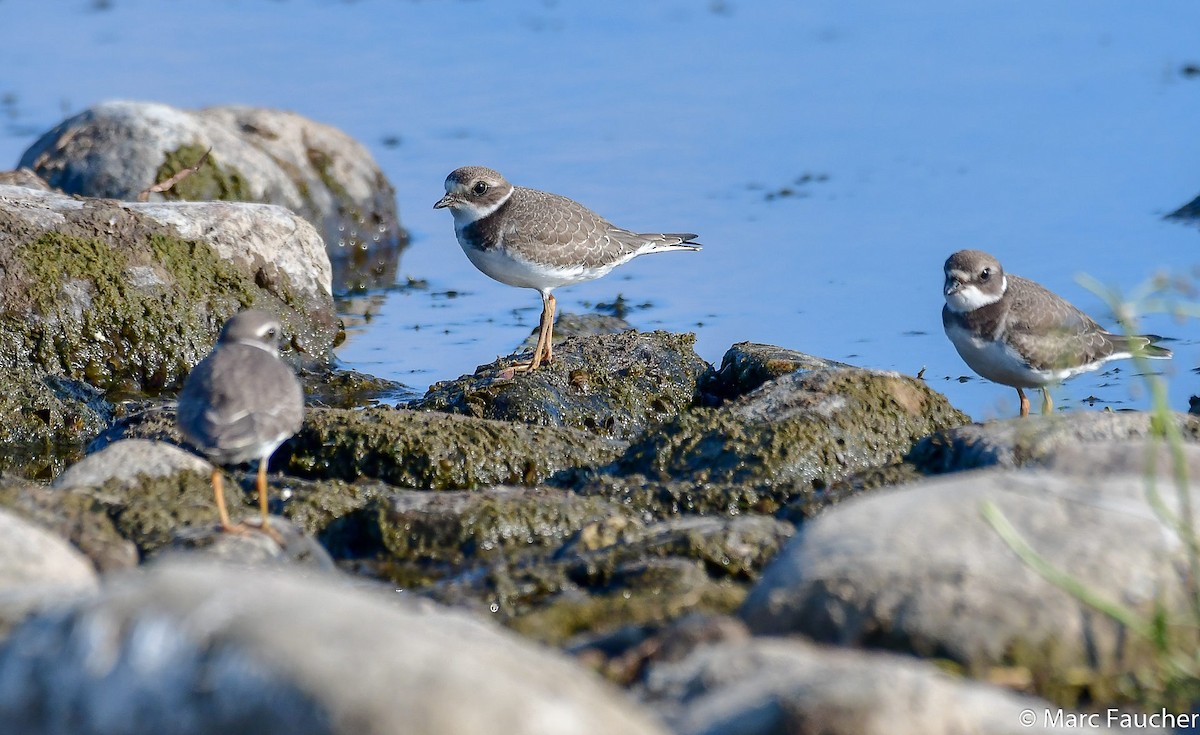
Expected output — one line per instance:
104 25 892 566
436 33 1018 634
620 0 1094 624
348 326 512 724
220 519 285 546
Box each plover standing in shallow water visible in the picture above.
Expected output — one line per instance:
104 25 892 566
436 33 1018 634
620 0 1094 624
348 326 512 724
434 166 701 372
177 310 304 539
941 249 1171 416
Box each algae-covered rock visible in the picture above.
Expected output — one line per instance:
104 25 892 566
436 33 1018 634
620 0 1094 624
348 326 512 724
517 312 634 348
907 411 1200 474
421 515 793 645
378 486 635 571
414 330 708 441
0 185 336 394
573 474 803 519
19 101 405 292
622 366 969 489
0 374 110 476
699 342 849 403
282 407 624 489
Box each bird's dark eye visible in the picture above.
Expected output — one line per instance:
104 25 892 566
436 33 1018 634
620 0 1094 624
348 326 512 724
266 328 277 339
472 181 489 195
980 268 991 281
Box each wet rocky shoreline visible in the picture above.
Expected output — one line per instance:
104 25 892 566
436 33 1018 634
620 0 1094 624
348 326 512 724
0 102 1192 734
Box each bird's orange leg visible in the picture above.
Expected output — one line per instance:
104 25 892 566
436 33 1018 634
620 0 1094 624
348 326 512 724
212 468 252 536
1041 388 1053 415
1017 388 1030 418
540 293 556 365
510 291 555 373
254 460 284 545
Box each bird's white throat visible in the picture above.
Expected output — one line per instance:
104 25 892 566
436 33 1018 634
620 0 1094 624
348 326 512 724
449 187 513 227
945 275 1006 313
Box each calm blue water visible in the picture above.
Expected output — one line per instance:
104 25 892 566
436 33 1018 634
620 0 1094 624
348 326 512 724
2 1 1199 420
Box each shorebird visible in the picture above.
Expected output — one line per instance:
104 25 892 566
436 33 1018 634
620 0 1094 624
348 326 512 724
177 310 304 539
942 249 1171 416
434 166 701 371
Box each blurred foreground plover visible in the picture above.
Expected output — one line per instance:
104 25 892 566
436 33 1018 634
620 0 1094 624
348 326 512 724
177 310 304 540
941 249 1171 416
435 166 701 371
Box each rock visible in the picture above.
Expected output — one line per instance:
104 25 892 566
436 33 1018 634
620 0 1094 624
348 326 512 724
640 638 1134 735
0 507 99 637
517 312 634 348
907 411 1200 474
282 407 624 490
302 368 414 409
271 477 391 559
621 366 969 489
740 440 1200 706
0 508 97 595
0 374 111 468
378 485 636 572
167 516 336 570
699 342 849 403
0 559 669 735
53 438 209 489
0 479 137 573
0 185 337 395
568 613 751 687
49 438 264 558
413 330 708 441
19 100 405 292
0 168 50 190
423 514 792 645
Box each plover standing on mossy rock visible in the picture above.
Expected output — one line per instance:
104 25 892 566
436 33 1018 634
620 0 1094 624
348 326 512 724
941 249 1172 417
435 165 701 372
177 310 304 541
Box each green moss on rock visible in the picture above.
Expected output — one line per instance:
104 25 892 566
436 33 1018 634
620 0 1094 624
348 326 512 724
621 367 969 488
13 229 262 392
155 143 253 202
376 487 634 574
282 407 624 490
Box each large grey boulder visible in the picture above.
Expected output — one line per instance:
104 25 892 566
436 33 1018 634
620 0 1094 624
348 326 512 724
0 560 668 735
641 638 1135 735
18 100 404 292
741 440 1200 704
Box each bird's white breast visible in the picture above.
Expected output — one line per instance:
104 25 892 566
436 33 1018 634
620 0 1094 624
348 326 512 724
460 245 616 291
944 322 1061 387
